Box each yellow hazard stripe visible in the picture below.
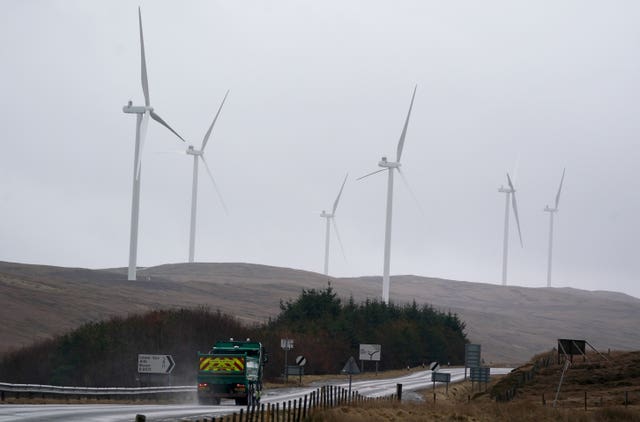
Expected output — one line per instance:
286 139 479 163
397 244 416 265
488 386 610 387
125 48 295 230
199 357 245 372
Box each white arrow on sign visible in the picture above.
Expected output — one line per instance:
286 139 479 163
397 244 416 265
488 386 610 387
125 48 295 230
138 354 175 374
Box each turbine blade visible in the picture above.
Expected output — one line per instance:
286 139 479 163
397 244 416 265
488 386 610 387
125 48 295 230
138 7 150 107
506 172 515 191
136 111 150 180
332 173 348 215
356 168 386 181
201 90 229 152
555 168 566 209
511 191 523 248
396 84 417 163
332 218 348 263
398 168 424 215
507 173 523 246
201 156 228 215
150 110 186 142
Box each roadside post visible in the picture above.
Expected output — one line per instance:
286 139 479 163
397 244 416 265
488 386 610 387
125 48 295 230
280 339 294 382
341 356 360 395
295 355 307 385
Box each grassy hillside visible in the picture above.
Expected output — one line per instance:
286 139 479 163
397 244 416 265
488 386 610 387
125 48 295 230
1 261 639 364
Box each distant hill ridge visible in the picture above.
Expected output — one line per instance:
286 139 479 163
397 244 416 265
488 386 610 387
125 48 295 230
1 260 639 364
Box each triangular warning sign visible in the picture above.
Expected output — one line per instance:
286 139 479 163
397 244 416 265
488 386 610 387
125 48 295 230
341 356 360 375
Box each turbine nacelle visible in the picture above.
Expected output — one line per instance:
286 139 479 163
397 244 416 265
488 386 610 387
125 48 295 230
498 185 514 194
320 210 333 218
378 157 400 168
186 145 203 156
544 205 557 213
123 101 153 114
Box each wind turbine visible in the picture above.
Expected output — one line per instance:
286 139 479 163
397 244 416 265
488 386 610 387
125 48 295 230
358 85 417 303
544 169 565 287
186 90 230 263
123 8 185 281
320 173 348 275
498 173 523 286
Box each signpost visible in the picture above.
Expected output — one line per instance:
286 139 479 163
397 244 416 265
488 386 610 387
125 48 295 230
431 371 452 394
464 344 481 380
341 356 360 395
359 344 381 373
281 339 294 382
292 355 307 384
557 339 586 363
137 354 175 374
470 366 490 391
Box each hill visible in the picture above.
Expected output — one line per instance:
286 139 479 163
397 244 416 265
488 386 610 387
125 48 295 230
1 261 639 364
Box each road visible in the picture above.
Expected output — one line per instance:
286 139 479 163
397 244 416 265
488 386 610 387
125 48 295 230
0 367 511 421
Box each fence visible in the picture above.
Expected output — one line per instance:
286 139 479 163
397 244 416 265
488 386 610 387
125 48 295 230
491 350 555 402
176 385 396 422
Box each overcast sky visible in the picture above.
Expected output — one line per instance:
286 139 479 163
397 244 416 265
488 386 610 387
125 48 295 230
2 1 639 299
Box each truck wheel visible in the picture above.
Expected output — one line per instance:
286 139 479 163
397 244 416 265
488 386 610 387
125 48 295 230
235 397 248 406
212 397 221 405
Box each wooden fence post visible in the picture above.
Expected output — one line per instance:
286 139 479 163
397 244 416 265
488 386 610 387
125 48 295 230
625 391 629 408
302 395 308 419
584 391 587 411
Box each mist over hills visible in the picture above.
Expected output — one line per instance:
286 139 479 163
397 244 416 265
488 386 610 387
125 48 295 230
1 260 638 364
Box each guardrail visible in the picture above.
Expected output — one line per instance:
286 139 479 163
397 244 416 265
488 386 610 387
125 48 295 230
0 382 195 401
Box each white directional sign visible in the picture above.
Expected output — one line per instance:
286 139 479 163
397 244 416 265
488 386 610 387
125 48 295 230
281 339 294 350
137 354 175 374
359 344 381 361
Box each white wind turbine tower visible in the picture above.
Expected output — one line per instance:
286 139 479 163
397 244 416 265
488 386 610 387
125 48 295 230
186 91 230 263
320 173 348 275
498 173 523 286
123 8 185 281
544 169 565 287
358 85 417 303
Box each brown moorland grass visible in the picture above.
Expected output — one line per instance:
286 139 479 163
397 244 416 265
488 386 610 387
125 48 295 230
307 351 640 421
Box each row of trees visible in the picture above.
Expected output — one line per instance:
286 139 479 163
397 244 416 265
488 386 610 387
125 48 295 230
0 287 467 386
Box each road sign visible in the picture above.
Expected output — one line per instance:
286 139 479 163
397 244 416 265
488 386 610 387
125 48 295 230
287 365 304 376
429 361 440 372
341 356 360 375
465 344 481 368
137 354 175 374
470 366 490 383
280 339 294 350
295 355 307 366
432 372 451 383
359 344 381 361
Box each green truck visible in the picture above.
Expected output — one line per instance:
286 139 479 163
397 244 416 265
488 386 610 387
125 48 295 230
197 339 267 405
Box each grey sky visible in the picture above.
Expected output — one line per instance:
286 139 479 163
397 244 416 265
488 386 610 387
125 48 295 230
1 1 639 298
